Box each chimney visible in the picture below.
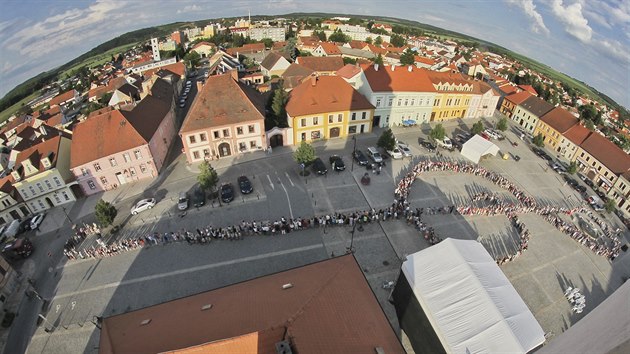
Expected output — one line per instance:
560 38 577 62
197 80 203 92
408 65 413 72
374 64 379 71
311 75 317 86
391 65 395 71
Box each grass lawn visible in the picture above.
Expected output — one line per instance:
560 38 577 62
0 91 39 124
60 42 138 78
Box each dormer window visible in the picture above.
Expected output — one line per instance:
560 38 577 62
42 158 51 169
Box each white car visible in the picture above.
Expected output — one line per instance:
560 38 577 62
397 143 412 157
484 129 500 140
30 213 46 230
131 198 156 215
436 137 453 150
387 146 403 159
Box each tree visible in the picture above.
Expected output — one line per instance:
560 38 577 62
183 51 201 68
399 49 415 66
329 29 350 43
496 117 508 132
533 133 545 147
471 121 484 135
95 200 117 227
374 36 383 46
584 119 595 131
365 37 373 44
372 53 384 65
567 161 577 174
271 88 289 126
198 161 219 192
261 38 274 48
390 34 406 47
293 141 316 165
377 128 396 151
312 30 326 41
343 57 357 65
604 199 616 213
429 124 446 141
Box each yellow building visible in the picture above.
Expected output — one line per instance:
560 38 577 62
426 71 474 121
534 107 579 152
285 75 374 144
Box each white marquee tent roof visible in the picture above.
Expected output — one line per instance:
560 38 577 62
461 134 500 164
401 238 545 354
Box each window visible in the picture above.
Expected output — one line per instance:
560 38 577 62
123 153 130 163
348 126 357 134
313 117 318 125
250 141 257 148
388 98 393 106
62 192 69 201
21 189 29 198
193 151 200 159
237 127 244 135
351 113 356 121
87 180 96 190
200 133 207 142
311 131 321 139
239 142 247 151
397 99 402 106
45 180 53 190
338 114 342 122
248 125 255 133
203 149 210 157
362 112 366 119
37 183 44 192
109 157 117 167
376 98 381 107
213 131 220 139
223 129 229 137
94 163 102 171
301 118 306 127
100 176 108 184
404 99 408 106
80 168 87 176
140 164 147 173
54 195 61 204
134 150 142 159
189 135 196 144
129 167 137 176
301 132 306 141
411 99 415 106
38 200 45 209
328 115 334 123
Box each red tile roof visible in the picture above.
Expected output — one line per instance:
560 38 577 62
580 132 630 174
518 84 538 96
191 41 215 50
13 135 64 178
415 56 436 65
49 89 75 107
540 107 578 133
99 255 404 354
362 64 435 92
504 90 533 105
226 43 265 56
563 123 591 145
335 64 362 79
180 73 265 133
317 42 341 55
295 56 344 72
286 75 374 117
347 40 368 49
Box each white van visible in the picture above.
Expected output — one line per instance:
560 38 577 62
436 137 453 150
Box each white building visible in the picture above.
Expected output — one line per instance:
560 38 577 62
249 26 286 42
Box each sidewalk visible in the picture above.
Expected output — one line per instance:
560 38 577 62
0 259 37 353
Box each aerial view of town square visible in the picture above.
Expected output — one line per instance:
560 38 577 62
0 0 628 353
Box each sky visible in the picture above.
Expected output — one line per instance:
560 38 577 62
0 0 628 108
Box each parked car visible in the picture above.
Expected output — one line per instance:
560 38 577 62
595 189 608 202
397 143 412 157
2 238 34 260
312 158 328 175
353 150 369 166
131 198 156 215
238 175 253 194
435 137 453 150
366 147 383 163
420 141 436 152
386 146 403 159
192 188 205 207
179 101 186 108
30 213 46 230
550 162 567 174
177 192 189 211
587 195 605 211
563 175 579 188
484 129 500 139
329 155 345 171
490 129 505 140
455 134 467 143
220 183 234 203
480 132 491 140
18 218 32 233
511 153 521 161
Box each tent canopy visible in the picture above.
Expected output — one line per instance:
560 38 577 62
461 134 500 164
402 238 545 354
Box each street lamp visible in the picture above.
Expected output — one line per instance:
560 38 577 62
350 135 357 172
346 219 362 254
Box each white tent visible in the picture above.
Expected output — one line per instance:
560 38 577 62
461 134 500 164
401 238 545 353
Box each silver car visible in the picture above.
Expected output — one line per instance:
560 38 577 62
131 198 156 215
397 143 412 157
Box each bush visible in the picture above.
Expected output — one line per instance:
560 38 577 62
377 128 396 151
95 200 117 227
533 133 545 147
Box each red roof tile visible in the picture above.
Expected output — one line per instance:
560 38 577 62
335 64 362 79
563 123 591 145
286 75 374 117
295 56 344 72
362 64 435 92
504 91 533 105
518 84 538 96
540 107 578 133
14 135 64 178
580 132 630 174
49 89 75 107
317 42 341 55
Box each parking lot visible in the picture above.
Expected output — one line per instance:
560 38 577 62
22 117 630 353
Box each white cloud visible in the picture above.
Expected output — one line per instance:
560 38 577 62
594 38 630 63
177 4 202 14
505 0 550 35
549 0 592 42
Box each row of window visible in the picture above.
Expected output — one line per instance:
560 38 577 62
29 191 71 211
188 125 257 145
375 97 432 108
436 110 466 119
81 150 143 175
300 112 368 127
86 164 149 190
19 176 64 199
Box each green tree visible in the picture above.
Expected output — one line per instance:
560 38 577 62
604 199 616 213
183 51 201 68
584 119 595 131
312 30 326 41
374 36 383 46
429 124 446 141
567 161 577 174
372 53 384 65
343 57 357 65
471 121 484 135
261 38 274 48
399 49 415 66
197 161 219 192
377 128 396 151
293 141 316 165
533 133 545 147
496 117 508 132
390 34 406 47
365 37 373 45
95 200 117 227
329 29 350 43
271 88 289 126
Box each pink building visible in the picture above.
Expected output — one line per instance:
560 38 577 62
70 79 177 195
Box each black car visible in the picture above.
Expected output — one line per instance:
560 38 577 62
18 218 32 233
563 175 579 188
329 155 345 171
220 183 234 203
421 141 436 152
574 184 587 194
595 189 608 202
238 175 253 194
353 150 369 166
541 153 553 162
192 188 205 207
312 158 328 175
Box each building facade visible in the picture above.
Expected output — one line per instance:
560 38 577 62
534 107 579 152
511 96 554 135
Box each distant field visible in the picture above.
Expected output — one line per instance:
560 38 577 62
60 42 138 78
0 91 39 124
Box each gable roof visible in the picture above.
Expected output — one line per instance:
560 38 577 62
260 51 289 71
563 123 592 145
286 75 374 117
362 63 435 92
180 73 265 133
519 96 555 117
49 89 75 107
540 107 578 133
317 42 341 55
295 56 344 72
281 63 314 79
504 91 533 105
336 64 362 79
14 134 64 178
192 41 215 50
580 132 630 175
98 255 404 354
518 84 538 96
